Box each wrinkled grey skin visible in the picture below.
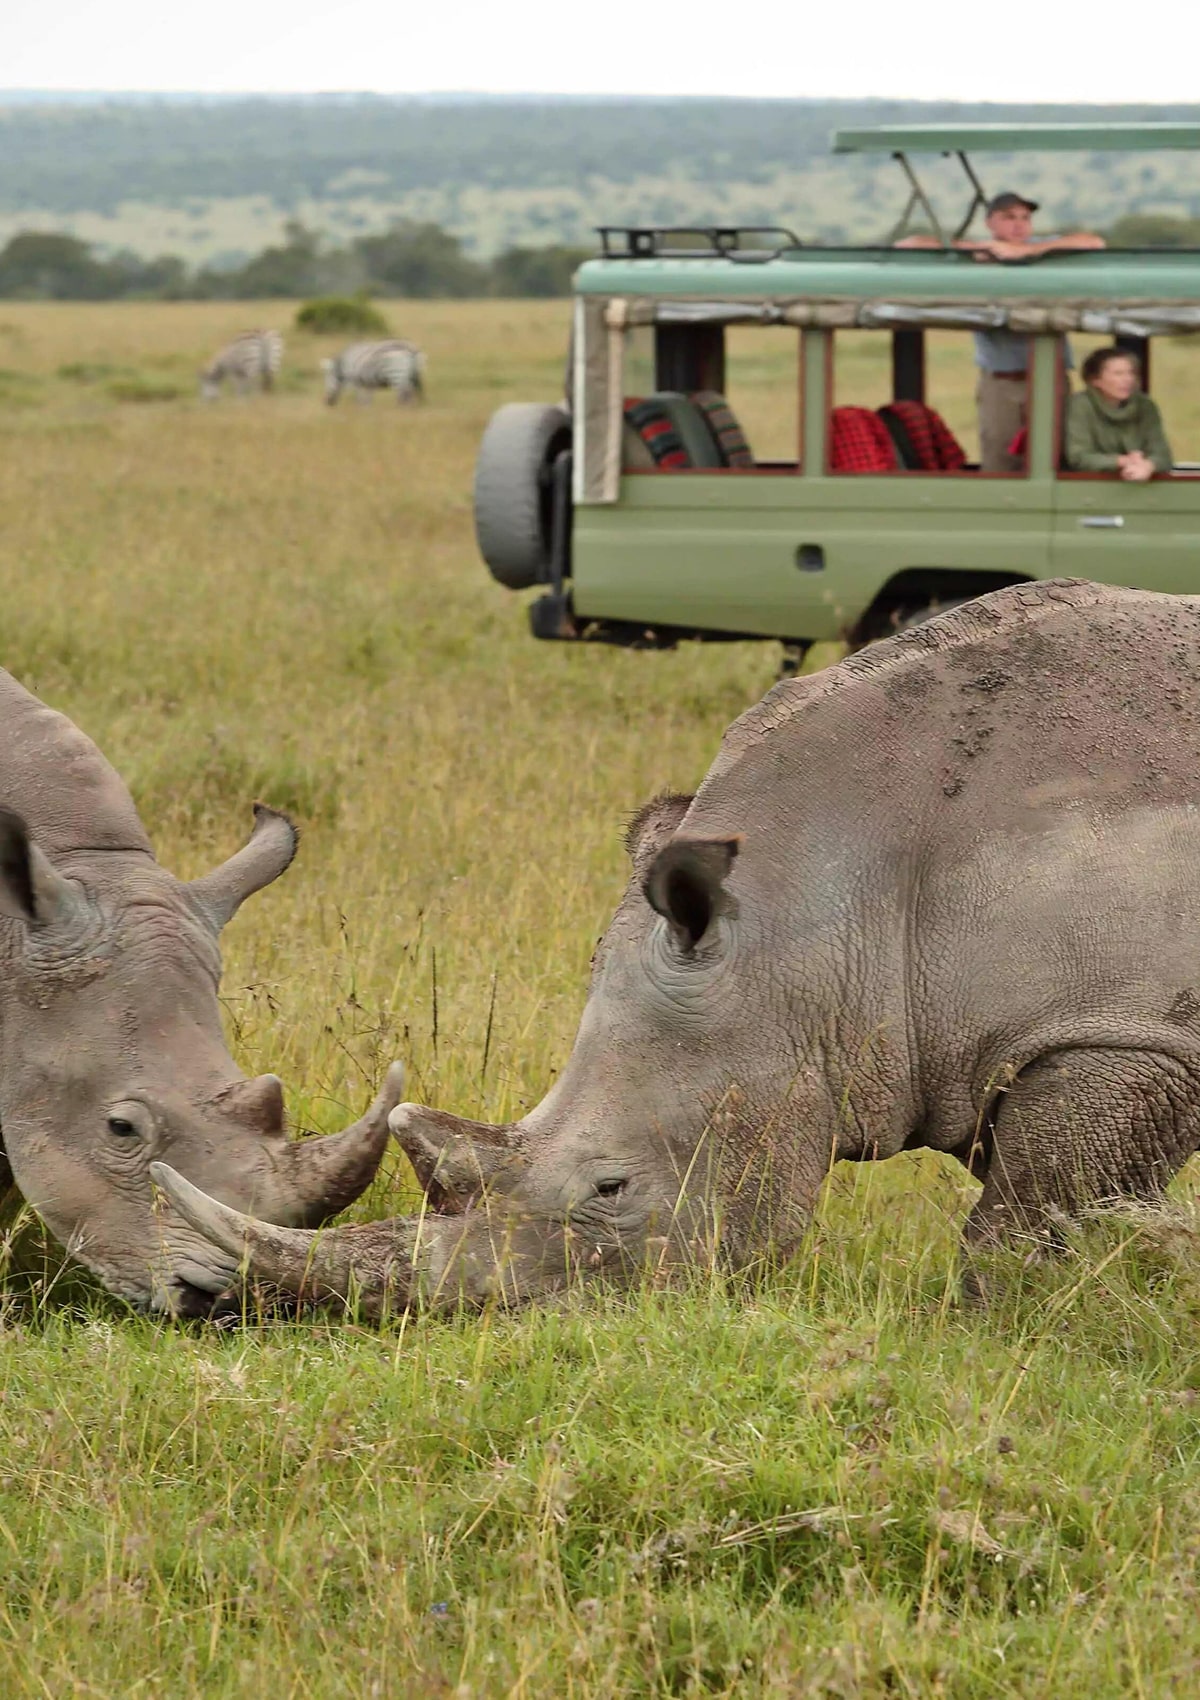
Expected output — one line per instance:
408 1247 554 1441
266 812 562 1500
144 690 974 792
0 667 402 1314
160 579 1200 1315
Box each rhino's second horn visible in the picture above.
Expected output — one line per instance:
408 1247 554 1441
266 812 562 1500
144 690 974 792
277 1062 408 1225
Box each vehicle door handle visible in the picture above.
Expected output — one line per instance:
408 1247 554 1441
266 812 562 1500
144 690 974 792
1078 515 1124 529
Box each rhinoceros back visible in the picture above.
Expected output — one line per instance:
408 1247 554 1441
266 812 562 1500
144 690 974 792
0 668 152 858
707 579 1200 818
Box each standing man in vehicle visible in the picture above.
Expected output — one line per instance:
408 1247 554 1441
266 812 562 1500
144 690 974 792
968 192 1105 470
898 193 1105 470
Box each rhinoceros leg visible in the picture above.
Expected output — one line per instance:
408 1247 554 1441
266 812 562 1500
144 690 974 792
964 1047 1200 1251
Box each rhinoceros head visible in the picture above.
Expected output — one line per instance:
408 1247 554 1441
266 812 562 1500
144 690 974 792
153 793 834 1318
0 804 402 1314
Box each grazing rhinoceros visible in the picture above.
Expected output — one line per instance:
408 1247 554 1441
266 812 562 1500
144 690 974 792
0 666 402 1313
157 579 1200 1315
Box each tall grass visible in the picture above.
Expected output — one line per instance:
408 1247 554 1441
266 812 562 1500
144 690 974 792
0 302 1199 1696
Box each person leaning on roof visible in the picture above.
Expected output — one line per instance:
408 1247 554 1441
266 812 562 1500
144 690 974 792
1065 346 1172 481
897 191 1105 472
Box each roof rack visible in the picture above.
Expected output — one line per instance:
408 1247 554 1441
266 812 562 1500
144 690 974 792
596 226 803 263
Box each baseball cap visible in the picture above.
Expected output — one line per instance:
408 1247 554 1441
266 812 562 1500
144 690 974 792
985 191 1040 216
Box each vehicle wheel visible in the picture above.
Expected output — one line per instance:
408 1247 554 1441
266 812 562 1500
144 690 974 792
474 403 572 590
896 596 974 632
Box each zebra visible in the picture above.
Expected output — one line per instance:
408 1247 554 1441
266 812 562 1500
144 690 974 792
321 340 426 406
199 330 284 400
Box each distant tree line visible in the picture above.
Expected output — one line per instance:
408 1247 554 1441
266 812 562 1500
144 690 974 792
0 220 591 301
4 95 1200 218
2 211 1198 305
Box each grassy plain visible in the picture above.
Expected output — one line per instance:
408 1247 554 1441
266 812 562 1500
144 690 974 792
1 302 1200 1696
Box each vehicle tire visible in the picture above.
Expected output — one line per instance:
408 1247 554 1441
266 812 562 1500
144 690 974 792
474 403 572 590
896 596 974 631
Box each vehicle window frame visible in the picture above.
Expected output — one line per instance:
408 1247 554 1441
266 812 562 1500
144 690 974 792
619 321 804 477
825 326 1028 480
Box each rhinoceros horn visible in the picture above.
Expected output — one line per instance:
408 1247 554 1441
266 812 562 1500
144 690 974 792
278 1064 408 1225
186 803 298 932
151 1097 526 1308
148 1160 454 1316
202 1064 405 1227
389 1103 523 1211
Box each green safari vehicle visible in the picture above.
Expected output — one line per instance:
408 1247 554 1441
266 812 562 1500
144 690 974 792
472 123 1200 665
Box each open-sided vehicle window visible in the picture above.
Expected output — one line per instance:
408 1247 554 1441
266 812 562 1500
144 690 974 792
923 334 986 463
829 329 1022 476
1062 333 1200 474
1154 339 1200 469
722 326 800 466
828 330 890 421
621 322 800 473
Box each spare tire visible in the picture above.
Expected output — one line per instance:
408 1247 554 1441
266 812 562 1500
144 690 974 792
474 403 572 590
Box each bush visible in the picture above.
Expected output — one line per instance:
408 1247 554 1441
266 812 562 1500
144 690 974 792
294 295 390 336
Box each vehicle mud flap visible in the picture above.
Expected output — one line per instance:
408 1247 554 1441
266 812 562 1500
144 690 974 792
530 593 578 641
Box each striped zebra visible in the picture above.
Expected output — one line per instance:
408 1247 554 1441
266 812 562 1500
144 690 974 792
199 330 283 400
321 340 426 406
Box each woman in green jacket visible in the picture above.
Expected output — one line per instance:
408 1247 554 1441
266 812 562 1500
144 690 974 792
1065 346 1173 481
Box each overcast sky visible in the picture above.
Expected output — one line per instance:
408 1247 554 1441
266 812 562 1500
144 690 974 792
6 0 1199 102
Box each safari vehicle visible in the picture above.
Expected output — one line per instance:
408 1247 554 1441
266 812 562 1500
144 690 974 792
473 122 1200 664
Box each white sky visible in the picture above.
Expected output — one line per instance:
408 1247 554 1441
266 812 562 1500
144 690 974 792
5 0 1199 102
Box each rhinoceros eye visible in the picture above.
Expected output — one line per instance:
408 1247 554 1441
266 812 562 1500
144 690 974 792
107 1115 138 1138
596 1177 627 1198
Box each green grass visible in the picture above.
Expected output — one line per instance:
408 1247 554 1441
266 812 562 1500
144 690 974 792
0 300 1199 1696
104 375 189 404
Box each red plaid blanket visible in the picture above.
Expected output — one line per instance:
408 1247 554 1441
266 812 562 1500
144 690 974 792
830 407 897 473
878 401 967 471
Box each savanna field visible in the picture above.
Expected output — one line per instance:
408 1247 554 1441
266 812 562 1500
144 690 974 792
5 301 1200 1697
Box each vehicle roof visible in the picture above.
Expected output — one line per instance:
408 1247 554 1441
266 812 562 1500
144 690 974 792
574 247 1200 304
832 122 1200 153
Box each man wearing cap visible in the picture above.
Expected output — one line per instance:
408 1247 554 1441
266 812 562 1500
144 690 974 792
970 192 1105 471
898 192 1105 471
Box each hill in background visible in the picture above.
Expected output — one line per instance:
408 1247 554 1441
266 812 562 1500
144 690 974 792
2 95 1200 263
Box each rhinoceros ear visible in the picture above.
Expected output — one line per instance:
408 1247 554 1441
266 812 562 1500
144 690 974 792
624 792 695 870
0 809 83 930
186 803 298 933
643 836 741 954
